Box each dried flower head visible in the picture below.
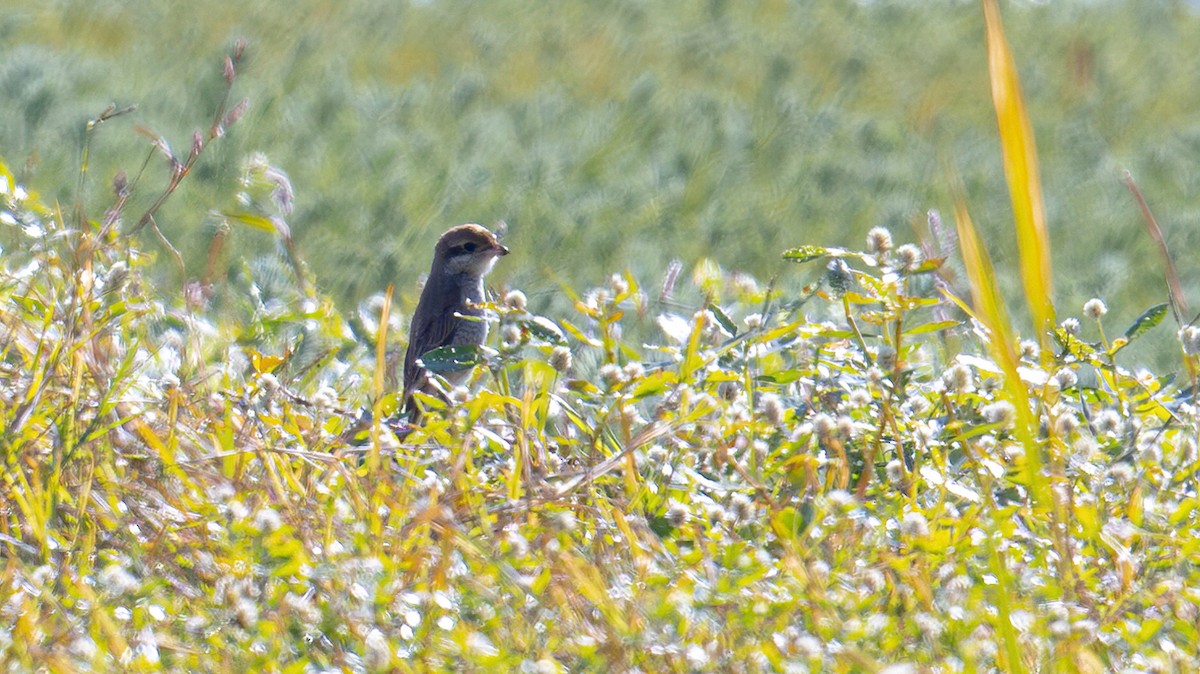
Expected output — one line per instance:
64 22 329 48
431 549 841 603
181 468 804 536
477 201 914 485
599 363 625 388
1083 298 1108 320
731 272 760 296
982 401 1016 428
895 244 923 272
866 227 893 256
1052 367 1078 390
609 273 630 297
503 289 528 312
1019 340 1039 360
849 388 872 408
1054 412 1080 436
665 500 689 528
1179 326 1200 356
729 493 755 523
1092 408 1122 436
623 361 646 381
759 393 785 427
943 363 974 394
812 412 836 437
825 489 857 512
900 511 930 538
501 324 522 348
836 415 855 438
549 346 572 373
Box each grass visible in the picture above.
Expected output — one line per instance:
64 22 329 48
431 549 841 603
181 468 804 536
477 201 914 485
5 2 1200 672
2 0 1199 369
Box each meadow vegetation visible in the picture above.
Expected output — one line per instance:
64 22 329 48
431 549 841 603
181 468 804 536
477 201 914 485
4 0 1200 672
1 0 1199 363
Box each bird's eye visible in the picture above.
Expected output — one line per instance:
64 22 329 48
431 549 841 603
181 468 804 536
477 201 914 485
463 242 478 253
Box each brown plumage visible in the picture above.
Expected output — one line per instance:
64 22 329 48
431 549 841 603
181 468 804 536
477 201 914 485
402 224 508 420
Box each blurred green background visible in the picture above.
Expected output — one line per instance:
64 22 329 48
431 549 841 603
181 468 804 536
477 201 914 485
2 0 1199 364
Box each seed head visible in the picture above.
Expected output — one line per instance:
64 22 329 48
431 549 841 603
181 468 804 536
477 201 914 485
759 393 785 427
1019 340 1039 360
895 244 923 272
503 289 528 312
1052 367 1077 390
1083 298 1107 320
623 361 646 381
866 227 893 256
665 500 689 528
729 493 755 523
599 363 625 388
1092 408 1122 436
849 388 872 408
900 511 930 538
1054 413 1080 436
836 415 855 438
1179 326 1200 356
982 401 1016 428
549 346 572 373
500 324 522 348
812 412 836 437
943 363 973 394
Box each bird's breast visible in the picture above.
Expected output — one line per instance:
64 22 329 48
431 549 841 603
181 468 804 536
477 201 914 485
451 277 489 347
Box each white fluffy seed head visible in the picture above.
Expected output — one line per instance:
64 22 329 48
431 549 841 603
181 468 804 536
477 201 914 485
1083 298 1108 320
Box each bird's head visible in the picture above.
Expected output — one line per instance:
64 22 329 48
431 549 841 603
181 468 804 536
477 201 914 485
434 224 509 277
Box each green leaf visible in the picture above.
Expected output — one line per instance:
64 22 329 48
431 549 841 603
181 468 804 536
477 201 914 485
377 392 401 417
1053 328 1099 362
11 294 47 318
756 320 804 344
1123 302 1168 342
771 505 813 542
419 344 487 373
1170 497 1199 527
709 304 737 336
703 370 740 385
521 316 567 345
904 319 961 336
756 370 803 385
783 245 833 263
632 370 677 399
561 318 602 347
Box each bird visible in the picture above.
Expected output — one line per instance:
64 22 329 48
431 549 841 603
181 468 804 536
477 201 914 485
402 224 508 421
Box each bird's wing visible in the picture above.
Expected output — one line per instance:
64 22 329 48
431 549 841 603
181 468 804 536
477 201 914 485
402 292 461 394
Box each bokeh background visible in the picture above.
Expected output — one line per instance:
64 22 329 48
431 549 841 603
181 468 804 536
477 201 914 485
2 0 1199 365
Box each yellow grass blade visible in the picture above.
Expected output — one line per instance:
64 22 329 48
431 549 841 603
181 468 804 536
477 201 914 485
951 193 1040 674
983 0 1055 344
951 195 1045 506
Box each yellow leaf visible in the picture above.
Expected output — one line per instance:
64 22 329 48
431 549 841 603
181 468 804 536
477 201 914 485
250 350 286 374
223 210 277 233
983 0 1055 343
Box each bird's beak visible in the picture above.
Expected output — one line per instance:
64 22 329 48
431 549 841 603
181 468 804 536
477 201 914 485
496 243 509 256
